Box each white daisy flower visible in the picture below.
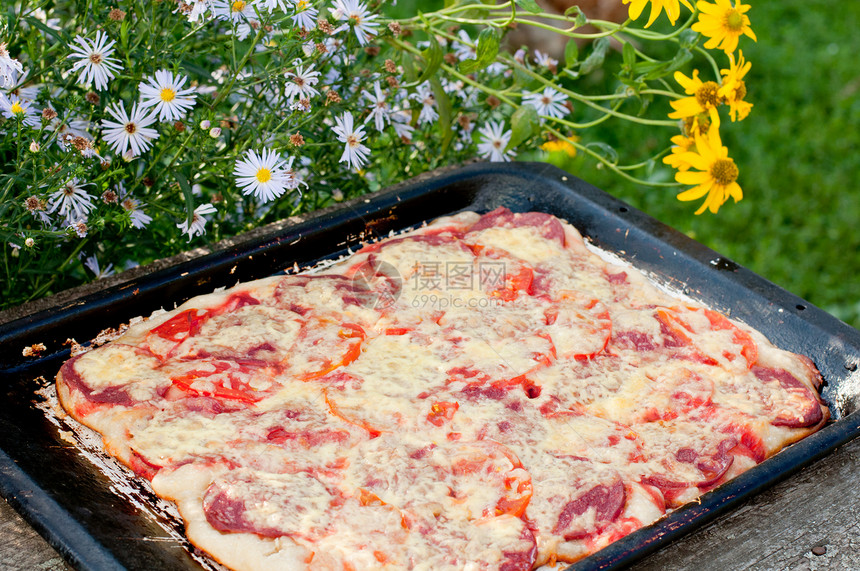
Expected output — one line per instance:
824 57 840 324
176 0 211 22
477 120 514 163
68 31 123 91
443 78 479 107
114 181 153 229
363 81 391 132
122 197 153 229
284 63 320 102
72 220 89 238
513 48 527 65
410 82 438 125
290 0 318 30
84 255 116 279
332 111 370 171
0 92 39 127
47 178 95 223
177 203 217 241
101 102 160 157
452 30 476 61
260 0 288 12
533 49 558 71
6 67 39 102
282 156 307 191
290 98 312 113
0 43 24 88
139 70 198 122
212 0 257 25
54 118 94 151
390 109 415 141
522 87 569 122
233 148 293 203
331 0 379 46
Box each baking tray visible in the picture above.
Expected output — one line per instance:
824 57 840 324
1 161 859 570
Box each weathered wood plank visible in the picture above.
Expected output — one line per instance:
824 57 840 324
0 496 70 570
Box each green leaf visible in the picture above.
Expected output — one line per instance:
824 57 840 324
507 104 539 151
429 77 454 154
417 35 443 84
563 38 579 68
579 37 610 76
402 51 417 83
587 142 619 165
622 42 636 71
563 6 588 28
664 48 693 75
515 0 542 13
679 28 700 49
121 20 130 52
174 170 196 226
458 27 500 74
23 16 69 44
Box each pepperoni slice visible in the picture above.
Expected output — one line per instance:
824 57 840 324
203 470 345 540
273 274 379 316
59 344 167 411
169 304 304 362
526 454 627 550
468 207 566 245
751 366 824 428
635 418 743 506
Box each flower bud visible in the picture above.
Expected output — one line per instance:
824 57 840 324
29 141 40 153
200 119 211 130
209 127 222 138
24 237 35 248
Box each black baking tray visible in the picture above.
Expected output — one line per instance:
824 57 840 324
1 162 859 570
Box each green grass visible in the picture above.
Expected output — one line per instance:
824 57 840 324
549 1 860 328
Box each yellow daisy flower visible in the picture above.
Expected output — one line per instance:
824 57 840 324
541 136 579 158
719 50 753 121
622 0 694 28
692 0 757 54
668 69 721 129
663 134 696 172
673 126 742 214
683 113 713 138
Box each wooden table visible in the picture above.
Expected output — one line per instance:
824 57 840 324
1 434 858 570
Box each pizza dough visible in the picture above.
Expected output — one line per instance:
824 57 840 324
56 208 828 570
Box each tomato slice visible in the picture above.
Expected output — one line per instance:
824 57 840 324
426 401 459 426
170 361 263 403
150 308 209 342
654 307 694 346
492 266 534 301
704 309 758 366
447 441 533 519
297 322 366 381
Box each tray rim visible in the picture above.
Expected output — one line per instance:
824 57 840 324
1 160 859 571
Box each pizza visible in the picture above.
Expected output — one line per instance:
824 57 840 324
55 207 828 570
